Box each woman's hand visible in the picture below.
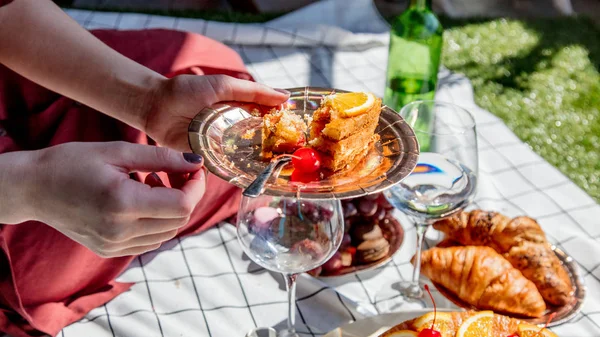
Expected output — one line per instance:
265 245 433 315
144 75 290 152
11 141 206 258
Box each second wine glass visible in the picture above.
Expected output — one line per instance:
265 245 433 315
380 100 478 303
237 194 344 337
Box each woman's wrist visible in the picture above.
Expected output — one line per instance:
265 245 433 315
0 150 41 224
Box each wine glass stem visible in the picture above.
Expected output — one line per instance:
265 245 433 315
410 222 429 288
283 273 298 335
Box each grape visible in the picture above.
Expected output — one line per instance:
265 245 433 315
341 233 352 247
319 203 334 221
363 193 380 201
358 199 378 217
373 207 386 222
321 252 342 273
278 199 299 217
344 219 353 233
299 201 320 223
377 194 394 210
343 202 358 218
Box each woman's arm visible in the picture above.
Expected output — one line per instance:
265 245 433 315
0 0 162 131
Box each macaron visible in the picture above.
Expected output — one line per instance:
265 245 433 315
355 237 390 263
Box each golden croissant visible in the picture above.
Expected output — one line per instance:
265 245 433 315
414 246 546 317
433 210 574 306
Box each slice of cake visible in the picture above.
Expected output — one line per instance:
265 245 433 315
308 92 381 172
261 108 307 159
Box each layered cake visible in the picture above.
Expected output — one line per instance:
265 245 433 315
260 91 381 172
308 92 381 172
261 108 307 159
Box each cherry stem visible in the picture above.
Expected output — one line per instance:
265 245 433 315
424 284 436 330
532 312 556 337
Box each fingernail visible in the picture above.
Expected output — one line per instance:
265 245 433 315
183 153 203 164
274 88 291 96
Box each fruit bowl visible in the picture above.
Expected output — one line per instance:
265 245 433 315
307 193 405 278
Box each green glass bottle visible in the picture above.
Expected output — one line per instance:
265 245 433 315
384 0 443 152
384 0 443 111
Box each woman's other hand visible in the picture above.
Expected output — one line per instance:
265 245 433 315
6 142 206 258
144 75 290 152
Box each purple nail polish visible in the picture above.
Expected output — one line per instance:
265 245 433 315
183 153 203 164
274 88 291 96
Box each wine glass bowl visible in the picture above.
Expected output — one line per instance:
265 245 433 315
238 196 343 274
379 100 478 301
237 194 344 336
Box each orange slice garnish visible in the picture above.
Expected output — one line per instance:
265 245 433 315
324 92 376 117
456 311 493 337
413 312 455 337
516 323 558 337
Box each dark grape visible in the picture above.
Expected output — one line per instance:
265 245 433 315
363 193 380 201
319 203 334 221
344 219 353 233
278 199 299 216
358 199 378 217
377 194 394 210
343 202 358 218
299 201 320 223
321 252 342 273
341 233 352 247
373 207 386 222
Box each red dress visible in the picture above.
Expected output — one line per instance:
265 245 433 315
0 2 246 336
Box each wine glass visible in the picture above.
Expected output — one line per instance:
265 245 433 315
378 100 478 303
237 194 344 337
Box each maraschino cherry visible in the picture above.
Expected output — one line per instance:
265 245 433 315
291 147 321 173
419 284 442 337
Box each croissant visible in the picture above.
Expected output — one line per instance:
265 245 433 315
433 210 574 306
415 246 546 317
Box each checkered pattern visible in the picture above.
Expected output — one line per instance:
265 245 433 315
54 1 600 336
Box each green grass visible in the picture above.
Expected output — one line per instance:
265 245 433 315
67 6 600 202
440 17 600 202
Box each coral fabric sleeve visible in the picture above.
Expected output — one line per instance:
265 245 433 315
0 29 246 336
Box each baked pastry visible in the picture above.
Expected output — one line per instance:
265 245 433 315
433 210 574 306
261 108 307 158
308 92 381 172
355 237 389 263
380 310 557 337
415 246 547 317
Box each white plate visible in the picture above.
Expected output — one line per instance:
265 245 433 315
323 309 457 337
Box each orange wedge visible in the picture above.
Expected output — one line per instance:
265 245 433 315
412 312 455 337
517 323 558 337
385 330 419 337
324 92 376 117
456 310 493 337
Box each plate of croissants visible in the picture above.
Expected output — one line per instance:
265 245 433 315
415 210 586 327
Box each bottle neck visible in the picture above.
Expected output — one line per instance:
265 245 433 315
410 0 431 9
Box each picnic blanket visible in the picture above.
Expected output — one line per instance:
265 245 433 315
49 0 600 336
